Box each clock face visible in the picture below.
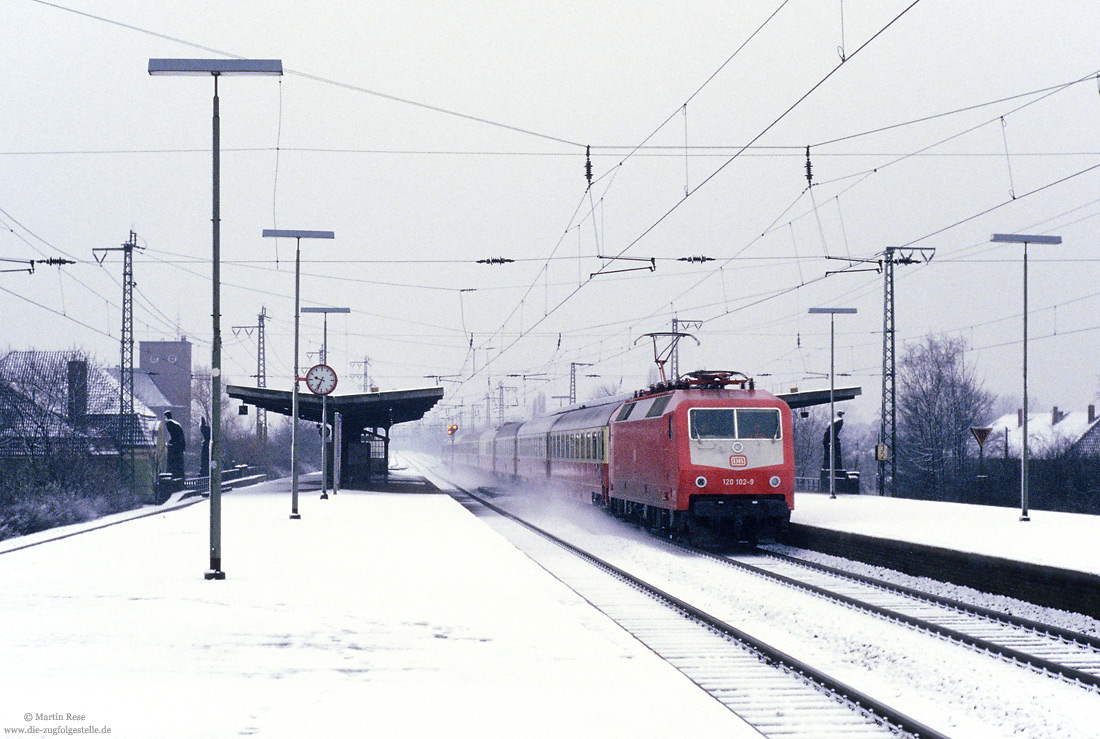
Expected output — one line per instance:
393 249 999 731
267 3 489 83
305 364 338 395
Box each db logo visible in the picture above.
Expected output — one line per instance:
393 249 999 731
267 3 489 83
729 455 748 468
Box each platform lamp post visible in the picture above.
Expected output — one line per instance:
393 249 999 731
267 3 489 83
301 306 350 500
262 229 335 519
149 58 283 581
808 307 857 499
990 233 1062 522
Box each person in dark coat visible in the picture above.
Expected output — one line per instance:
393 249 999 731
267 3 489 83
199 416 210 477
821 411 845 473
164 410 186 480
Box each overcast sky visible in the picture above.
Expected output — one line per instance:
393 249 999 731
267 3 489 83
3 1 1098 428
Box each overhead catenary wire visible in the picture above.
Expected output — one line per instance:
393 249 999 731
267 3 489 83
27 0 584 150
454 1 926 398
11 0 1099 409
451 0 796 393
656 73 1100 339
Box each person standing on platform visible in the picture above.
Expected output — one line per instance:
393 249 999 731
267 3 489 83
199 416 210 478
164 410 186 480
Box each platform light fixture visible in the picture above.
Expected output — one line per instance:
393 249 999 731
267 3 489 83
990 232 1062 522
808 307 858 499
149 57 282 581
263 229 335 519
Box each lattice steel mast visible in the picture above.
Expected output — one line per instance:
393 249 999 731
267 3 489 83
878 247 934 496
879 250 896 497
233 306 269 443
569 362 592 404
670 316 702 380
256 307 267 442
94 231 144 496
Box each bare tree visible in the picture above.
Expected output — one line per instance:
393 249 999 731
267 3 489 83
588 381 622 400
896 335 993 500
531 392 546 418
0 351 138 538
791 406 828 481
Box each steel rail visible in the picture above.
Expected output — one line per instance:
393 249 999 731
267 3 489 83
692 545 1100 691
760 548 1100 651
457 484 949 739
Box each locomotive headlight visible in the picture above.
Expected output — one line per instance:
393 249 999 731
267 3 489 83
695 476 708 488
769 475 781 488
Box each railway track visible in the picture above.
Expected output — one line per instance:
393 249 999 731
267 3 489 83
698 547 1100 692
452 484 948 739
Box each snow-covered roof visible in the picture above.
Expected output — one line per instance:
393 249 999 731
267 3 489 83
0 350 157 419
984 408 1100 456
0 350 158 447
106 367 173 411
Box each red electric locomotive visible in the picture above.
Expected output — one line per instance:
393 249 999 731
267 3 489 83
449 370 795 544
607 370 793 543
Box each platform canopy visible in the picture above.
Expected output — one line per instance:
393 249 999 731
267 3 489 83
776 386 861 410
225 385 444 428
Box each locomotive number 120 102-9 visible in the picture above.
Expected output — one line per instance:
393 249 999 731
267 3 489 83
724 477 756 487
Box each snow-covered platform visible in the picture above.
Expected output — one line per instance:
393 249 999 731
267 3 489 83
792 492 1100 577
791 492 1100 618
0 470 758 738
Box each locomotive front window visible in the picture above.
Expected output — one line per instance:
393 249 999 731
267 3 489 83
690 409 737 439
736 409 781 439
689 408 782 439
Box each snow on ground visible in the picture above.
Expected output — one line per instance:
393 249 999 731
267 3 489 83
408 455 1100 739
792 492 1100 576
0 471 758 739
8 458 1100 738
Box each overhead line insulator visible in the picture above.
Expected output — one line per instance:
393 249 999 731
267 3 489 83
476 257 515 265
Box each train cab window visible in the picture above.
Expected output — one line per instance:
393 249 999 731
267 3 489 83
689 408 738 439
616 402 636 422
736 409 781 439
645 395 672 418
